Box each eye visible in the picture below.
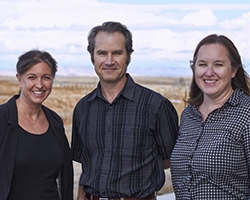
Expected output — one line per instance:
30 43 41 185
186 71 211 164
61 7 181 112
197 63 207 67
114 50 122 55
215 63 223 67
43 75 52 80
96 51 106 56
27 75 35 80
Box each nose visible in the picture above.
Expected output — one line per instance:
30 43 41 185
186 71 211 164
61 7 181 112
205 66 215 76
35 78 43 88
105 54 115 66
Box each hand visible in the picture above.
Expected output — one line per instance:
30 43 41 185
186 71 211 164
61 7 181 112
76 185 86 200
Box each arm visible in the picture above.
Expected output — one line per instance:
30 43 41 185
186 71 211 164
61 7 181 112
71 106 87 200
163 159 170 169
156 99 179 161
77 185 86 200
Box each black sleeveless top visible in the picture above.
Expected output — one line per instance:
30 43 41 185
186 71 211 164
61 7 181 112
7 126 64 200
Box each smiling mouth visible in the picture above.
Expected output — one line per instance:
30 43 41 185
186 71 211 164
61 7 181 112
104 68 116 70
33 91 44 95
204 80 217 83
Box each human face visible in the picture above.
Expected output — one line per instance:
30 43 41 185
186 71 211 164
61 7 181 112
17 62 54 105
194 43 237 100
92 31 128 85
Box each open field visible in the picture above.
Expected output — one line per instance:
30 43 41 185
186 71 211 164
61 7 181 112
0 75 191 199
0 75 191 126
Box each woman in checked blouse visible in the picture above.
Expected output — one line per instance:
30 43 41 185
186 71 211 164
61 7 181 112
170 34 250 199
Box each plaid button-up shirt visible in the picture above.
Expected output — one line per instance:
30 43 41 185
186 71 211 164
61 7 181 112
71 74 179 198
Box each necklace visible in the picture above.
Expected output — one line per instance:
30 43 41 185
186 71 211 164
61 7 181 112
19 111 39 125
18 107 41 125
16 99 41 125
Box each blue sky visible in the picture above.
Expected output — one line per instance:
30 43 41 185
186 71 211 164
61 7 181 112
0 0 250 77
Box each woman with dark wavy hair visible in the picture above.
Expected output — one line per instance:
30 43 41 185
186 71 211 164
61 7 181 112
171 34 250 199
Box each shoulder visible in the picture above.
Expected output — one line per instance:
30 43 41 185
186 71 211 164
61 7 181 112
133 83 178 117
127 74 166 100
74 89 97 108
0 95 17 118
135 82 172 104
236 92 250 116
0 102 8 122
0 96 18 135
0 101 8 113
42 105 63 124
230 89 250 110
180 105 197 120
135 82 162 97
240 92 250 103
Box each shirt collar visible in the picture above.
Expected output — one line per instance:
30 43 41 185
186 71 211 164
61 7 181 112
191 88 244 111
88 73 135 102
226 88 244 106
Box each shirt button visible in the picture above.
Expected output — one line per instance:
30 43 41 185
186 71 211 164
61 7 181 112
102 191 107 196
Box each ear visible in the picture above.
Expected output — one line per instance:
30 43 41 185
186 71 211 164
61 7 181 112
90 52 95 64
231 68 238 78
16 74 22 86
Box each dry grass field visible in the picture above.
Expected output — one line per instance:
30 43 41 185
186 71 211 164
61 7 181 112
0 75 191 198
0 75 191 135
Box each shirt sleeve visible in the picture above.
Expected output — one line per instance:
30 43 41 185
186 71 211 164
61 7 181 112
71 106 83 163
242 117 250 172
155 98 179 160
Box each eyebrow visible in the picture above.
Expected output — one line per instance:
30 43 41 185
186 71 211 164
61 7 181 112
113 50 123 54
96 49 124 54
96 49 106 53
26 73 53 77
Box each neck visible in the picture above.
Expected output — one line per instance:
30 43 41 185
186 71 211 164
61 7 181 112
16 98 42 124
199 88 234 120
101 85 123 103
100 77 127 103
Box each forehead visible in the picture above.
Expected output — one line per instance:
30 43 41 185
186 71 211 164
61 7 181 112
94 31 126 50
24 62 52 74
197 43 229 59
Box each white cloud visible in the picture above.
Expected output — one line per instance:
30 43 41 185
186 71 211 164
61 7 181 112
181 9 217 26
0 0 250 76
220 11 250 29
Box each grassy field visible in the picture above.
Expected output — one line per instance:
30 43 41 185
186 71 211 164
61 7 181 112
0 75 191 127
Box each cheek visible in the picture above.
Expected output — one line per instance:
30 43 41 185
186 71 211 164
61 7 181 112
119 57 128 68
194 70 205 87
21 81 31 88
93 58 104 67
194 66 203 75
194 66 207 80
194 69 202 80
94 64 100 74
45 81 54 89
